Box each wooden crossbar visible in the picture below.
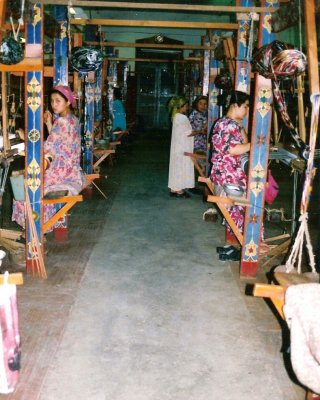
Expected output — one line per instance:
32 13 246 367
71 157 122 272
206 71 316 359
253 283 286 318
253 272 317 319
207 194 244 245
198 176 214 194
184 152 206 177
43 195 83 232
113 130 129 141
0 273 24 285
93 148 115 169
109 140 121 147
42 174 101 232
85 173 100 185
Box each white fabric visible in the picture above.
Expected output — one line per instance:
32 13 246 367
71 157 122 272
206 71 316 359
168 113 195 191
283 283 320 395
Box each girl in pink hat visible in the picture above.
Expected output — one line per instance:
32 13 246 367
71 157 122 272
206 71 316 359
12 86 85 231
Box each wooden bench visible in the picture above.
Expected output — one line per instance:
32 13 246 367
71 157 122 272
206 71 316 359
199 176 291 254
198 176 251 245
43 173 100 233
93 148 115 170
253 270 316 318
253 270 320 398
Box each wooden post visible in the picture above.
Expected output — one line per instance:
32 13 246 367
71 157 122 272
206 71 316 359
0 0 6 44
25 3 44 272
304 0 320 96
240 0 278 277
53 6 69 86
1 72 10 152
207 30 222 132
83 76 95 174
296 75 306 143
73 33 82 94
52 6 69 240
235 0 254 132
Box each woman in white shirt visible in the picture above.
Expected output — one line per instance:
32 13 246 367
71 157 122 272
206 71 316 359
168 96 195 198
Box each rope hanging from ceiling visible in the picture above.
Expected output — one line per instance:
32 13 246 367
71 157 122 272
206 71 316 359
284 93 320 274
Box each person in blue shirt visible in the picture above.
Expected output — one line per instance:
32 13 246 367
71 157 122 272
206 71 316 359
112 87 127 133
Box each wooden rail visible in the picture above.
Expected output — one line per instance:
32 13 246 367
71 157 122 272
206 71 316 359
70 19 239 30
31 1 279 13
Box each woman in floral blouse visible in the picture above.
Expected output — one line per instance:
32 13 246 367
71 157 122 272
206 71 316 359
188 95 208 153
209 90 250 233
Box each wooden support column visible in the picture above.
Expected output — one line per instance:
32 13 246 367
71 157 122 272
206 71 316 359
240 0 278 277
94 68 103 124
52 5 69 239
235 0 253 132
304 0 320 95
102 56 109 137
202 35 210 97
106 61 117 139
73 33 82 94
0 0 6 34
207 30 222 132
83 75 95 174
53 6 68 86
25 3 44 271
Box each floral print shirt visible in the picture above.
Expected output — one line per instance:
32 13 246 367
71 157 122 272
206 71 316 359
210 117 247 189
189 109 207 151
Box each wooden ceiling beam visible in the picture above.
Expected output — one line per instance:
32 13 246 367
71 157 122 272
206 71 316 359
105 57 201 63
85 41 216 50
32 1 278 13
70 19 239 30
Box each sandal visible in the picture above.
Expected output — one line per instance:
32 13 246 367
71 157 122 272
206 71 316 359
219 248 241 261
216 245 238 254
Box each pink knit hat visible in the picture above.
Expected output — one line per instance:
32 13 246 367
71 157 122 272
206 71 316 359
53 85 77 108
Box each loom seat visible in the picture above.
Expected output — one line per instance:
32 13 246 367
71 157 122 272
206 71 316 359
43 173 100 234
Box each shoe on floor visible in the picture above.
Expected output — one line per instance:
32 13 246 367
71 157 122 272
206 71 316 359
170 191 190 198
219 248 241 261
216 245 238 254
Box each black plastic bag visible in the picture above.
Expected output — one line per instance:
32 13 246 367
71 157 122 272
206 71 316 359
0 36 23 65
70 46 103 73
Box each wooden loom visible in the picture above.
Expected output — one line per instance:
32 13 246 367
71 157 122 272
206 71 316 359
184 152 207 178
199 176 291 256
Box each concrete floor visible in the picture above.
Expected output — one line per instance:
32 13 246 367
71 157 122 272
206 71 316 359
7 133 308 399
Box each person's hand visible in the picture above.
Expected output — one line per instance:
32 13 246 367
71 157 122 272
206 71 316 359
44 110 53 132
44 110 52 125
16 128 25 141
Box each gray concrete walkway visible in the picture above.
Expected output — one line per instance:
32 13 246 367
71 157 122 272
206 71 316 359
38 134 305 400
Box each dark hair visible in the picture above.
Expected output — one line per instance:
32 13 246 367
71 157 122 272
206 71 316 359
227 90 250 108
217 90 250 109
192 95 208 111
113 87 122 100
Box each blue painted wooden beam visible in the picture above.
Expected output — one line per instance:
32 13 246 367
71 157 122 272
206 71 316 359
26 3 44 271
207 30 222 134
240 0 278 277
235 0 253 132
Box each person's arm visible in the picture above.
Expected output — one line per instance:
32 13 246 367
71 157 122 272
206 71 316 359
241 127 248 144
188 128 206 137
229 142 250 156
